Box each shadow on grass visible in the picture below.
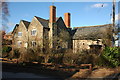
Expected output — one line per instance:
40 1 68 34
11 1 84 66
104 73 120 79
2 62 77 80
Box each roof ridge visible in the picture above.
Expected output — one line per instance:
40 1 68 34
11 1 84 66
73 24 112 40
21 20 30 24
56 17 61 21
34 16 48 21
74 24 112 29
34 16 49 28
21 20 30 29
12 24 19 34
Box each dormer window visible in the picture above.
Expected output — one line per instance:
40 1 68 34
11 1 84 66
31 29 37 36
18 32 22 37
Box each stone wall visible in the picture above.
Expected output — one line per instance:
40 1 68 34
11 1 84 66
12 21 28 49
56 17 72 50
73 39 103 53
28 17 43 49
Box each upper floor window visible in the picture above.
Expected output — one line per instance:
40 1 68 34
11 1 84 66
18 32 22 37
31 29 37 36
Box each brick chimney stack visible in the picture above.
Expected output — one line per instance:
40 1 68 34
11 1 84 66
64 13 71 28
49 6 56 23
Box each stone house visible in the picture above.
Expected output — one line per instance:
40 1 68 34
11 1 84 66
12 20 30 49
12 5 113 53
27 16 50 51
72 24 112 53
12 5 71 53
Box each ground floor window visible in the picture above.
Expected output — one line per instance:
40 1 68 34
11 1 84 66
32 41 36 47
24 42 28 48
17 41 22 48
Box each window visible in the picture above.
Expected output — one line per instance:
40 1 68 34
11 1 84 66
18 32 22 37
96 40 100 44
31 29 37 36
83 43 85 45
18 41 22 48
24 43 28 48
32 41 36 47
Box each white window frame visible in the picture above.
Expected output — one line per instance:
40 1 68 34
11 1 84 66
31 41 36 47
31 29 37 36
18 41 22 48
18 32 22 37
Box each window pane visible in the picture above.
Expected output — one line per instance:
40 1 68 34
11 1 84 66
18 41 22 48
18 32 22 36
24 43 28 48
32 41 36 47
31 29 36 36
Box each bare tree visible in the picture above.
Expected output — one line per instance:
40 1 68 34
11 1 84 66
101 27 113 47
0 0 9 31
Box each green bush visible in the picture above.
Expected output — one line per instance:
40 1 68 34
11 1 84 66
2 46 12 53
37 56 44 63
2 46 12 57
98 47 120 67
62 50 99 65
13 49 20 58
48 55 56 63
63 53 75 64
75 53 99 66
48 53 64 64
21 48 40 62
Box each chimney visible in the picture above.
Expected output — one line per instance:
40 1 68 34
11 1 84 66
49 6 56 23
64 13 71 28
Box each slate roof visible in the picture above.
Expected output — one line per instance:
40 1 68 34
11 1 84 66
56 17 61 21
34 16 49 28
12 20 30 34
72 24 112 40
12 24 19 34
21 20 30 29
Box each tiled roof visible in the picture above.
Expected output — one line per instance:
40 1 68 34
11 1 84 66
73 24 112 40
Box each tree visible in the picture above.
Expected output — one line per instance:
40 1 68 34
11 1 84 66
101 27 113 47
0 1 9 31
99 47 120 67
